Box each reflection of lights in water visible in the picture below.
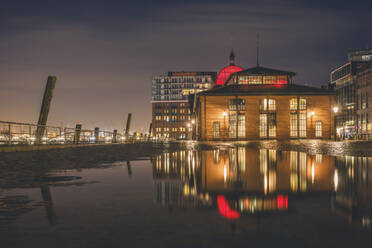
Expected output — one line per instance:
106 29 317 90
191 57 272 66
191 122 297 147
334 169 338 192
362 217 370 227
224 165 227 183
264 175 268 195
311 163 315 184
217 195 240 220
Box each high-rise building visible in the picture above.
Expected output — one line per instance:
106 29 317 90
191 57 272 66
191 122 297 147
330 49 372 139
151 71 216 140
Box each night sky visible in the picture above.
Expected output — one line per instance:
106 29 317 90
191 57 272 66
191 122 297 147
1 0 371 132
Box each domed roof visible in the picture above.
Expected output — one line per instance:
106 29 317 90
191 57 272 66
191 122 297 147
215 65 244 86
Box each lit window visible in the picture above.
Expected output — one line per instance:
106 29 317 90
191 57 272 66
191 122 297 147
260 98 276 137
290 98 307 137
315 121 322 137
290 98 297 110
290 114 298 137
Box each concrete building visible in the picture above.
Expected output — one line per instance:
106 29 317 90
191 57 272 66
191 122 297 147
196 65 335 141
151 71 216 140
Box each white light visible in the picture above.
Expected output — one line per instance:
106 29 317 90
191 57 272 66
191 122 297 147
187 123 191 128
311 163 315 184
223 111 227 116
333 106 339 113
334 169 339 192
310 111 315 116
223 165 227 183
191 119 195 124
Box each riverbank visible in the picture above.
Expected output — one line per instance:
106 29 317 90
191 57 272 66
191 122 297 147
195 139 372 157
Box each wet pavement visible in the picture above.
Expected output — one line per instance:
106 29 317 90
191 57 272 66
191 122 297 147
0 142 372 247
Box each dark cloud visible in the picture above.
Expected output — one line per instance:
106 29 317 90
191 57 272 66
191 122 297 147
0 0 371 131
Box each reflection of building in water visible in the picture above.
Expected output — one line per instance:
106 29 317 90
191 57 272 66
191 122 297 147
332 156 372 227
153 147 336 218
152 150 212 208
201 148 334 195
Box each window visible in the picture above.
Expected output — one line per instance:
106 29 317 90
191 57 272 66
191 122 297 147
229 113 236 138
290 98 297 110
268 114 276 137
213 121 220 138
290 97 307 137
260 98 276 137
290 114 298 137
238 115 245 137
299 98 307 110
229 98 246 138
229 99 246 111
299 112 307 137
315 121 322 137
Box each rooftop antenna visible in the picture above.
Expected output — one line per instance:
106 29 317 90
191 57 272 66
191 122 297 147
256 33 260 67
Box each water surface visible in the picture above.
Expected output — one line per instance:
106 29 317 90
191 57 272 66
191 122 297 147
1 147 371 247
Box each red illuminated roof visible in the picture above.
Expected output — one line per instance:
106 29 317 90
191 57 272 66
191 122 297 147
215 65 244 86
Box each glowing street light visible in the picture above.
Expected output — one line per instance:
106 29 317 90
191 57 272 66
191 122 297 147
191 119 195 124
223 111 227 117
310 111 315 117
333 106 339 141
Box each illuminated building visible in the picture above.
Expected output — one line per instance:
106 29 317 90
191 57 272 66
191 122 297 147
151 71 216 140
356 64 372 140
215 50 244 86
196 64 335 141
329 49 372 139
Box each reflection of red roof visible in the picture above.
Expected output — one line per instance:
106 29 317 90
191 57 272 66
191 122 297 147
215 65 244 86
217 195 240 219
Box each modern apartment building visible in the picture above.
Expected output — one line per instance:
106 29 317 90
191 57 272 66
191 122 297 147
356 63 372 139
151 71 216 139
329 49 372 139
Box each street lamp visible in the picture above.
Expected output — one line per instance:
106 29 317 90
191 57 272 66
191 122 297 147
333 106 339 141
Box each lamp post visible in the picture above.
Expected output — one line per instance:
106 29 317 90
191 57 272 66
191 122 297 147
333 106 338 141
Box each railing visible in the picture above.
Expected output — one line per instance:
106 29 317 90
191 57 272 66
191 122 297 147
0 121 150 145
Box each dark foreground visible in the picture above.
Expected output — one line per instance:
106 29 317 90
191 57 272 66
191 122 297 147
0 141 371 247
